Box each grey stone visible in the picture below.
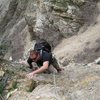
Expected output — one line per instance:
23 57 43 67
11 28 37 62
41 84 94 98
0 0 98 60
95 57 100 64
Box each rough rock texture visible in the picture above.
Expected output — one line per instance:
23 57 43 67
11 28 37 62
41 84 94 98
0 0 100 100
0 0 98 60
54 1 100 65
0 0 29 60
0 59 99 100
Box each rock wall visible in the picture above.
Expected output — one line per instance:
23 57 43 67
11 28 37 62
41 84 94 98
0 0 98 60
0 58 100 100
54 1 100 65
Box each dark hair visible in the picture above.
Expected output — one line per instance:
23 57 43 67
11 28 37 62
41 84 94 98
29 50 39 61
29 50 39 57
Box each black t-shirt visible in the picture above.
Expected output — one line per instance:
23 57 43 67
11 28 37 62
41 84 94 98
36 51 52 67
27 50 52 68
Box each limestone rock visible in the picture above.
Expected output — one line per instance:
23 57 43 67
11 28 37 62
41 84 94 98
95 57 100 64
25 79 37 92
0 70 5 77
6 80 17 91
18 79 37 92
8 63 100 100
0 0 98 60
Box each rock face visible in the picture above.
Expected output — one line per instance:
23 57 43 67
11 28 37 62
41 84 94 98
54 1 100 65
0 60 99 100
0 0 100 100
0 0 98 60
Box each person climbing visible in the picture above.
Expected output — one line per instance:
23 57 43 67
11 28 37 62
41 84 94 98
26 39 63 79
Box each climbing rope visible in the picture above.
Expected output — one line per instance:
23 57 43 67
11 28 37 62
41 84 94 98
53 72 60 100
